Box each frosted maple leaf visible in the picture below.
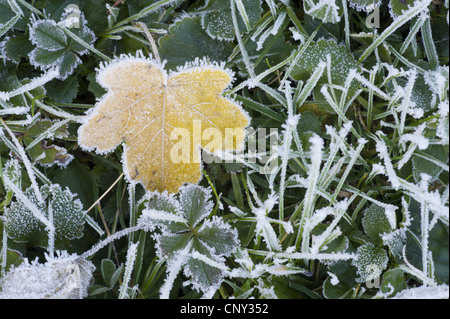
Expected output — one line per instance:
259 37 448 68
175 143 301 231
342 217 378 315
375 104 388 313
78 52 250 193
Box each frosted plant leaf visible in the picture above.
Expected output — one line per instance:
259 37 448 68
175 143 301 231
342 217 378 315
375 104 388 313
436 100 449 145
392 285 449 299
290 39 361 107
78 53 250 194
28 8 96 80
200 0 262 41
303 0 343 24
2 158 22 190
23 119 73 168
424 66 449 102
362 204 396 246
0 251 94 299
352 243 389 283
348 0 381 12
5 184 85 247
389 0 416 18
29 19 68 51
179 184 214 228
140 184 239 294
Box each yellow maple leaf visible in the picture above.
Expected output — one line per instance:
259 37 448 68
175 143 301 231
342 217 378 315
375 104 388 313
78 53 250 193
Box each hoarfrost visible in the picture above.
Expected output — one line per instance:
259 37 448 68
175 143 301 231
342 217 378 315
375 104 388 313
0 251 94 299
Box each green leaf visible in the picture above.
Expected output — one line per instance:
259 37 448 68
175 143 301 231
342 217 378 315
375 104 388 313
110 264 124 288
51 160 97 209
29 20 68 51
158 16 234 70
413 144 449 183
87 72 106 98
5 184 85 247
185 238 225 290
4 34 34 63
197 218 239 256
179 184 213 227
362 204 394 246
323 260 358 299
45 76 79 103
88 285 110 296
58 51 82 80
389 0 415 18
0 247 23 275
352 243 389 283
298 111 322 135
158 232 192 257
101 259 116 287
29 47 66 67
290 39 361 110
304 0 343 24
381 268 406 297
201 0 262 41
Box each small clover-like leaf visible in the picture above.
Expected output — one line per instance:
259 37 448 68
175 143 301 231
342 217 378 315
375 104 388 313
29 19 68 51
6 184 85 247
179 184 214 227
78 53 250 194
197 217 239 256
28 8 95 80
139 184 239 294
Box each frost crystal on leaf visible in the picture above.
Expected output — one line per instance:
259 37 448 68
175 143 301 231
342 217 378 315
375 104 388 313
138 184 239 297
0 251 94 299
5 184 85 248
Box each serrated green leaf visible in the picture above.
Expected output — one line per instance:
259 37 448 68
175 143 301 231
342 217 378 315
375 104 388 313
304 0 343 24
389 0 415 18
197 220 238 256
159 16 233 70
158 232 192 258
45 76 79 103
6 185 84 247
30 20 68 51
413 144 449 183
58 51 82 80
290 39 361 110
201 0 262 41
179 185 213 228
30 47 66 67
185 238 225 290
